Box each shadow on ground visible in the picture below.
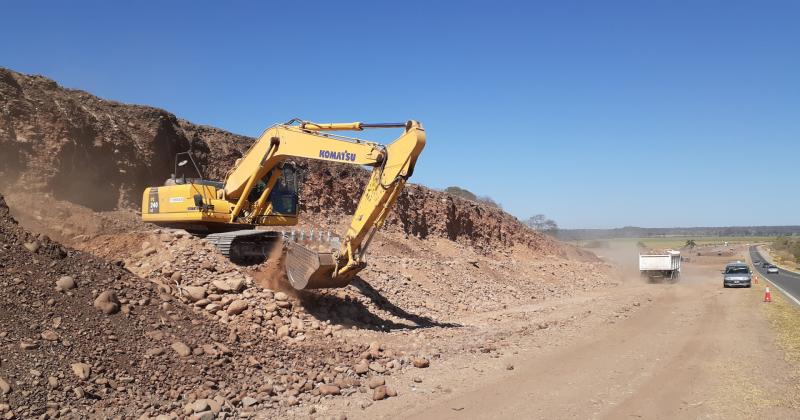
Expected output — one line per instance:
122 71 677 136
298 277 461 331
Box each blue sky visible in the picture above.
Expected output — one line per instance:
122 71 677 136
2 1 798 228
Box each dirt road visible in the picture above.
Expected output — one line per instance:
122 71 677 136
345 252 798 419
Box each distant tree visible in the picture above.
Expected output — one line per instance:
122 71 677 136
526 214 559 234
685 239 697 248
444 186 477 201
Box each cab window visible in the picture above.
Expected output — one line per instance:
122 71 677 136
269 165 298 215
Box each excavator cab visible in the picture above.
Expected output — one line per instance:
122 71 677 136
263 164 299 218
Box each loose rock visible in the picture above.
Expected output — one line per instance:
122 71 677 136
93 290 120 314
171 341 192 357
19 341 38 350
368 377 385 389
226 299 248 315
184 286 206 302
372 385 388 401
40 330 59 341
56 275 76 290
70 363 91 380
354 360 370 375
192 399 210 413
318 384 340 396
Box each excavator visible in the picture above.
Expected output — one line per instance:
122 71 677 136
141 119 425 290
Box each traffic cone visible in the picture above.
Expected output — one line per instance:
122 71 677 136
764 287 772 303
754 275 759 284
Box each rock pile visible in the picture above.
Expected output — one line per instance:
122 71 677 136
0 195 426 418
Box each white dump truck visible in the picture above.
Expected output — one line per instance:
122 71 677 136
639 250 681 279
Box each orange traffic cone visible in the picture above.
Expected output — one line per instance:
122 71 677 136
754 275 759 284
764 287 772 303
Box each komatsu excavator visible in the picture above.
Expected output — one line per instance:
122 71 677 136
141 119 425 290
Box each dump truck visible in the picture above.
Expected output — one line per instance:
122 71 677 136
639 250 681 279
141 119 425 290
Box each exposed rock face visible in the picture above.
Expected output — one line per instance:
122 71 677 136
0 193 12 221
0 67 553 252
0 68 245 210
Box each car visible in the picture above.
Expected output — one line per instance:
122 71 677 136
753 260 762 267
722 262 752 288
766 264 779 274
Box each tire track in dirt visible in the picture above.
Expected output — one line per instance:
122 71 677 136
389 259 795 420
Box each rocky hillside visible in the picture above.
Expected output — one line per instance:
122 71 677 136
0 67 552 253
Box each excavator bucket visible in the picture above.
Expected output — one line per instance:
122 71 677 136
284 234 352 289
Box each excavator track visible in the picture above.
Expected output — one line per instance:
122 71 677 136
204 229 349 289
204 230 283 265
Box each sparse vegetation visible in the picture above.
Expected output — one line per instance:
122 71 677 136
558 226 800 241
583 240 609 248
685 239 697 248
772 236 800 263
444 186 477 201
525 214 558 234
444 186 502 209
606 236 776 250
477 195 502 209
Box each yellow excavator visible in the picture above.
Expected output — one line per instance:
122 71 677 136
141 119 425 290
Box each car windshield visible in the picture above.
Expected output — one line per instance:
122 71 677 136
726 266 749 274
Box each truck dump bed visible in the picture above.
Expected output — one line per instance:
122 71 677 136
639 250 681 278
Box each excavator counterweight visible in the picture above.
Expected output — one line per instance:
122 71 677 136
141 119 425 289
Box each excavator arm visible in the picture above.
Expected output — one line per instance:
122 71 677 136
223 119 426 288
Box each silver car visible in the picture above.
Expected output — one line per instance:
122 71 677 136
765 264 779 274
722 263 752 288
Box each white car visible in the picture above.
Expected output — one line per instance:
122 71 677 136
766 264 779 274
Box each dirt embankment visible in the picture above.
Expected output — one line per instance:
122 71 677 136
0 67 552 253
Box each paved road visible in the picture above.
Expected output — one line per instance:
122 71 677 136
750 246 800 304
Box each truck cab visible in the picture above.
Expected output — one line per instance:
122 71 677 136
722 262 752 288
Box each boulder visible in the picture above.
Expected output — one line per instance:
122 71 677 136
413 358 430 368
226 300 248 315
184 286 206 302
171 341 192 357
56 276 76 290
93 290 120 314
70 363 91 380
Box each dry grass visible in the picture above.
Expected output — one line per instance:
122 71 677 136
709 360 782 418
771 249 800 271
758 283 800 408
603 236 776 250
